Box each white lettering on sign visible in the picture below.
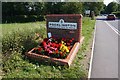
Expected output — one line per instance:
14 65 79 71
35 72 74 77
48 19 77 29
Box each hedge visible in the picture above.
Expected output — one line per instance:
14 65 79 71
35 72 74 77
112 11 120 18
2 15 45 23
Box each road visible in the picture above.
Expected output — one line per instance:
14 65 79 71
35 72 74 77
90 16 119 79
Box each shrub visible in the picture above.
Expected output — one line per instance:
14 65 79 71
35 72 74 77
112 11 120 18
2 27 46 55
2 15 45 23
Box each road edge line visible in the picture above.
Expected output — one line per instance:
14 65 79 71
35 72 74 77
104 21 120 36
88 21 96 79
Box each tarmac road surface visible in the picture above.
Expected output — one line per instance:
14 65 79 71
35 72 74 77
90 16 119 79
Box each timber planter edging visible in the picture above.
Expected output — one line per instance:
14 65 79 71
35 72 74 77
25 36 84 67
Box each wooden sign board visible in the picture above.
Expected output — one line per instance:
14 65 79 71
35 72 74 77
46 14 82 42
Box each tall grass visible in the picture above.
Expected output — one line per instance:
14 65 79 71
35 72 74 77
2 17 95 78
2 21 46 54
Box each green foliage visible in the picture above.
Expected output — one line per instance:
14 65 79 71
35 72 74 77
2 17 95 78
112 11 120 18
101 4 107 14
44 2 65 14
42 2 83 14
2 22 46 54
62 2 82 14
2 2 44 16
83 2 104 15
78 17 95 59
3 15 45 23
118 4 120 11
106 2 118 14
2 2 28 16
2 2 106 23
2 2 83 23
101 2 120 14
2 2 45 23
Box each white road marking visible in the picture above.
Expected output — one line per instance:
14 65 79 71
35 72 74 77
88 22 96 79
104 21 120 36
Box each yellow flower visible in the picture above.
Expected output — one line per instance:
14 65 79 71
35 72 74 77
60 41 69 53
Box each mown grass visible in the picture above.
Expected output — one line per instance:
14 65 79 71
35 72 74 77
2 17 95 78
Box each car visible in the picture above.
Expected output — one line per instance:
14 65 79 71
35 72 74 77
107 14 116 20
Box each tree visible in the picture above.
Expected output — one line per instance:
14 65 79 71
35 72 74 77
83 2 104 15
2 2 84 23
26 2 44 15
106 2 118 14
62 2 83 14
2 2 15 16
2 2 45 16
44 2 65 14
2 2 30 16
101 4 107 14
118 4 120 11
44 2 83 14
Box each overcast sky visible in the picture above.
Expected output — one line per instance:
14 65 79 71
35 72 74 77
104 0 117 5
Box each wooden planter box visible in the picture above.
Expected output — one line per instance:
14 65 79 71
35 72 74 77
26 14 84 67
25 37 84 66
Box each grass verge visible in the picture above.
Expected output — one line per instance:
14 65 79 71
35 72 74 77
2 17 95 78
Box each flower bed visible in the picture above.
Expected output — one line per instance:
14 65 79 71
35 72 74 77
26 14 84 66
32 37 75 59
26 36 84 66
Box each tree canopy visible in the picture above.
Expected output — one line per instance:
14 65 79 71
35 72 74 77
4 2 117 23
2 2 105 16
106 2 119 14
83 2 104 15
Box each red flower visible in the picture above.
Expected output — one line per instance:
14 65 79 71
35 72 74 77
55 50 58 54
62 38 65 41
55 44 59 48
59 43 62 46
38 47 42 51
51 43 55 47
60 52 63 56
45 48 52 53
72 38 74 40
34 37 73 58
50 46 57 51
51 36 55 39
67 46 71 50
67 42 70 46
69 39 72 43
43 38 48 42
42 41 47 48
